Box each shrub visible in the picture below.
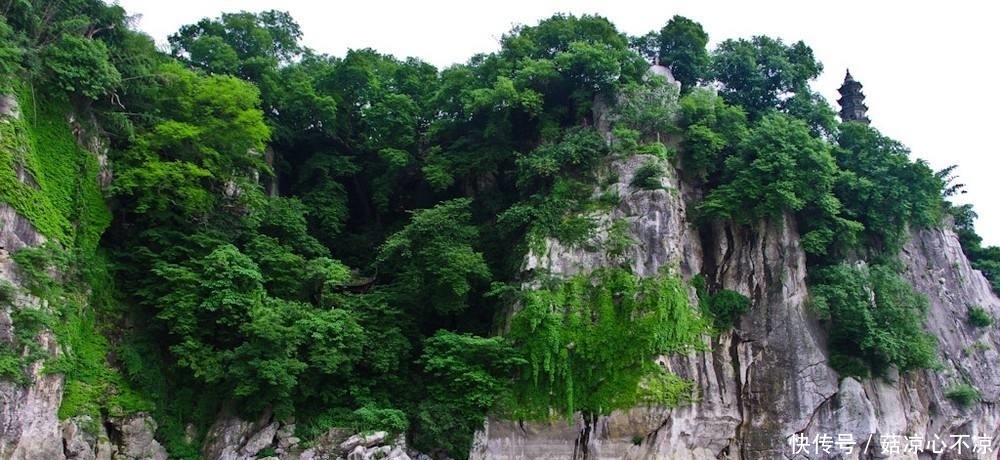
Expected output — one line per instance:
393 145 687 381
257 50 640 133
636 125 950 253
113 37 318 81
690 275 750 330
0 347 28 384
706 289 751 329
40 34 121 99
605 219 633 259
352 406 408 436
0 280 15 304
508 267 707 419
637 142 671 159
967 306 993 328
810 263 936 377
945 384 981 407
612 126 640 153
631 161 665 190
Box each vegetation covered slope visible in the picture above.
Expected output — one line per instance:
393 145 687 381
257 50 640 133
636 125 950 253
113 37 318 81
2 4 999 459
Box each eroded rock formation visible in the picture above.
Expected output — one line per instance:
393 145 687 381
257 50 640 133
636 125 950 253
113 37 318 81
472 150 1000 460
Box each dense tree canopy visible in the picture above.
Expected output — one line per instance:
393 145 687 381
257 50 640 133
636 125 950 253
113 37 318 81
657 15 710 90
168 10 303 81
2 4 990 459
711 36 822 118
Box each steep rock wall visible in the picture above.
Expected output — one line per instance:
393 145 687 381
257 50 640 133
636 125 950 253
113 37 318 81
0 94 65 460
472 152 1000 459
0 93 166 460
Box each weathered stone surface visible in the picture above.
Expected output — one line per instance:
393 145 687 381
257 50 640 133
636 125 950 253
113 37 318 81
0 105 66 460
523 152 698 279
472 138 1000 459
59 416 113 460
0 95 18 119
386 446 411 460
239 421 278 457
347 444 366 460
710 216 840 458
109 413 167 460
0 204 46 258
201 414 261 460
339 431 387 454
0 330 64 460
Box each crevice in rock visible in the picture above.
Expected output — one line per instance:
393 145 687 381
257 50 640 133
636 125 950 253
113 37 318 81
573 412 595 460
800 391 837 433
103 415 122 450
729 329 747 459
648 412 671 442
698 222 719 288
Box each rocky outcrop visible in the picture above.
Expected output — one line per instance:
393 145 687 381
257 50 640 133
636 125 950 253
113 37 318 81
0 329 65 460
199 412 418 460
0 119 63 460
58 414 165 460
0 96 17 119
473 146 1000 459
1 93 167 460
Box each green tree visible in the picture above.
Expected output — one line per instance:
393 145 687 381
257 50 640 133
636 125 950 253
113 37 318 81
710 36 822 118
40 33 121 99
0 17 23 88
834 122 944 253
657 15 710 90
698 112 837 224
378 199 491 317
411 331 523 456
628 31 659 63
810 263 937 377
499 14 648 125
169 10 303 81
675 88 748 183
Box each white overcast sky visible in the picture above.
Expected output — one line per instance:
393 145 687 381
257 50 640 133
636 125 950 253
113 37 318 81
115 0 1000 245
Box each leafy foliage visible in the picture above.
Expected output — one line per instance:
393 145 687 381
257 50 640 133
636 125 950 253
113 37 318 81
945 383 981 407
0 17 24 91
508 268 706 418
711 36 822 118
378 199 491 316
698 113 837 223
675 88 747 183
967 306 993 328
809 263 936 377
691 275 750 330
612 76 680 141
0 5 971 458
168 10 303 81
952 203 1000 295
833 122 945 253
40 33 120 99
630 160 665 190
411 331 523 456
656 15 710 90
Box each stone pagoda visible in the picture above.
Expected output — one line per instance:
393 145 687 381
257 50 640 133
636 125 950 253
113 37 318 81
837 69 870 124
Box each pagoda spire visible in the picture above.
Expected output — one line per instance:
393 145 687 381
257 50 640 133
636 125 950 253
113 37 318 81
837 69 870 124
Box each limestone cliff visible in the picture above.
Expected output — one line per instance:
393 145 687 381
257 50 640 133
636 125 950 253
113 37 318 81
471 151 1000 459
0 93 167 460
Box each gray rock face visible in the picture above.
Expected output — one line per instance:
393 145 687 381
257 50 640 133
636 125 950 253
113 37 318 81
0 94 164 460
202 414 278 460
0 95 17 119
0 204 47 257
0 159 62 460
61 416 114 460
109 413 167 460
473 151 1000 459
0 331 64 460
